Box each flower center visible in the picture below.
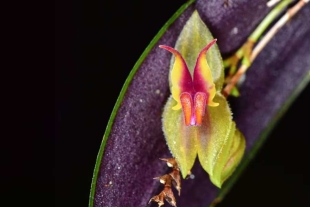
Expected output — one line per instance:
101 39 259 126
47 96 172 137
180 92 207 126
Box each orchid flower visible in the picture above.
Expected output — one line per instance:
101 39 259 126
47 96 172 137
159 39 218 126
160 36 245 183
151 36 245 207
157 12 245 191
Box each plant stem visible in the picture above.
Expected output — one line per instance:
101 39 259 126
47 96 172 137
223 0 293 85
251 0 308 61
249 0 293 43
223 0 308 97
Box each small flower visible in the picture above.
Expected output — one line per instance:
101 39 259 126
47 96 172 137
159 39 218 126
160 38 245 187
150 12 245 207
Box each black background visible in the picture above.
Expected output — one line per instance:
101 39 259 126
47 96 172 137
56 0 310 207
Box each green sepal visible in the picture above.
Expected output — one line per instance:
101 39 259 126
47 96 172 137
209 122 236 187
162 93 236 182
196 93 233 181
170 10 224 91
208 122 246 188
221 128 246 183
162 96 198 178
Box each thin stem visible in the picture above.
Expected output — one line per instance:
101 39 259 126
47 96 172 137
249 0 293 42
224 0 292 82
223 0 308 97
251 0 307 61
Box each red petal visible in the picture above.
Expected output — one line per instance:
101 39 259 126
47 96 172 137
194 92 207 126
180 92 193 126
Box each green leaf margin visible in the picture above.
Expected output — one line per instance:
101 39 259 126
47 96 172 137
88 1 196 207
210 72 310 207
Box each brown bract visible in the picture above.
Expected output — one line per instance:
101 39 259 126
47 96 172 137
149 158 181 207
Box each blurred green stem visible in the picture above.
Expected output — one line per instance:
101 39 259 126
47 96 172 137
223 0 308 97
248 0 293 42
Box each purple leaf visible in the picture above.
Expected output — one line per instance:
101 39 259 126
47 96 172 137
90 1 310 207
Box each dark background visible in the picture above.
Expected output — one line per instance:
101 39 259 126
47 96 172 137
56 0 310 207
